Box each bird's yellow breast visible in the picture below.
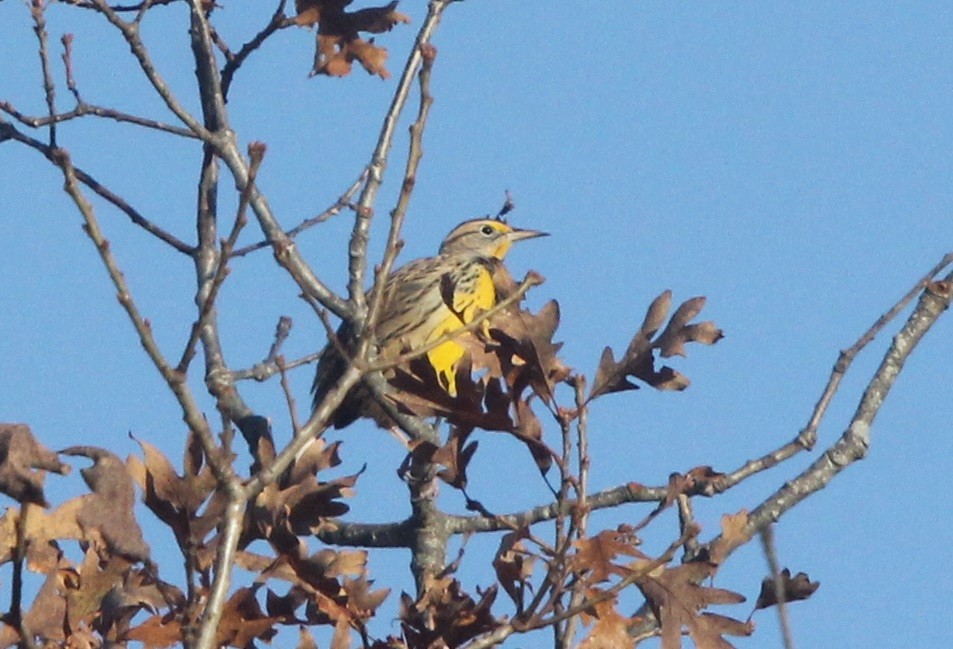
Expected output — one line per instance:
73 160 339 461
426 262 495 395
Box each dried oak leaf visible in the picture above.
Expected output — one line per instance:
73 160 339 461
636 561 753 649
0 422 70 506
493 528 535 610
754 568 820 611
513 397 552 474
571 525 649 584
708 510 751 566
215 587 279 648
663 466 729 508
297 625 320 649
0 553 72 647
295 0 411 78
577 591 635 649
429 426 478 489
400 576 500 648
66 548 141 635
244 438 358 545
126 433 224 547
589 290 723 400
60 446 151 562
123 614 182 649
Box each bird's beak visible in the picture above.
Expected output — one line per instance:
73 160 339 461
506 227 549 242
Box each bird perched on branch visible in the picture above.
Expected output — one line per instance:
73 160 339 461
312 217 547 429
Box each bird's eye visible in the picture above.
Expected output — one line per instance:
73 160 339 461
480 224 495 235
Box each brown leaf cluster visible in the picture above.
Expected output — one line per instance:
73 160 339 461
127 432 227 572
568 525 753 649
0 433 177 648
399 575 499 648
0 548 180 649
590 290 723 399
295 0 411 78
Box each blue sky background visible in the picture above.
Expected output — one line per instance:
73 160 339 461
1 2 951 647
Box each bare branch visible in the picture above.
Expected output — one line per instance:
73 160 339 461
448 481 670 535
346 0 452 327
797 252 953 449
50 147 235 486
1 122 194 252
229 169 366 258
735 262 953 541
220 0 293 98
88 0 212 140
177 142 264 374
29 0 58 148
0 99 199 138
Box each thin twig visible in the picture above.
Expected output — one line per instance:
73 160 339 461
50 147 234 486
61 34 82 103
29 0 58 148
9 505 40 649
796 252 953 449
178 142 264 373
89 0 212 140
0 99 199 138
2 113 195 253
732 261 953 541
346 0 452 326
760 525 796 649
278 356 302 433
220 0 291 97
230 170 366 258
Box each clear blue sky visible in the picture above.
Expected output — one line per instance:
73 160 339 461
1 2 951 647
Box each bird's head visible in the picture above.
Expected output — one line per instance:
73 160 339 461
438 218 548 259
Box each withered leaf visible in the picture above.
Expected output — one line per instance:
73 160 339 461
0 554 72 647
60 446 151 562
571 526 648 584
216 587 279 647
577 591 634 649
124 614 183 649
400 576 500 648
431 426 478 489
636 561 752 649
126 435 220 547
343 576 390 619
493 528 535 610
0 422 70 506
296 0 410 78
589 291 723 400
512 398 552 475
755 568 820 610
708 510 751 566
296 625 319 649
664 466 729 506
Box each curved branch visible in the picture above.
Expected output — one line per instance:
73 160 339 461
1 122 194 253
731 263 953 542
447 482 670 535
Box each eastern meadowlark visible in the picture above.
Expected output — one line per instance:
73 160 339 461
312 218 547 429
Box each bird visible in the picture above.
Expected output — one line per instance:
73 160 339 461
312 217 548 429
